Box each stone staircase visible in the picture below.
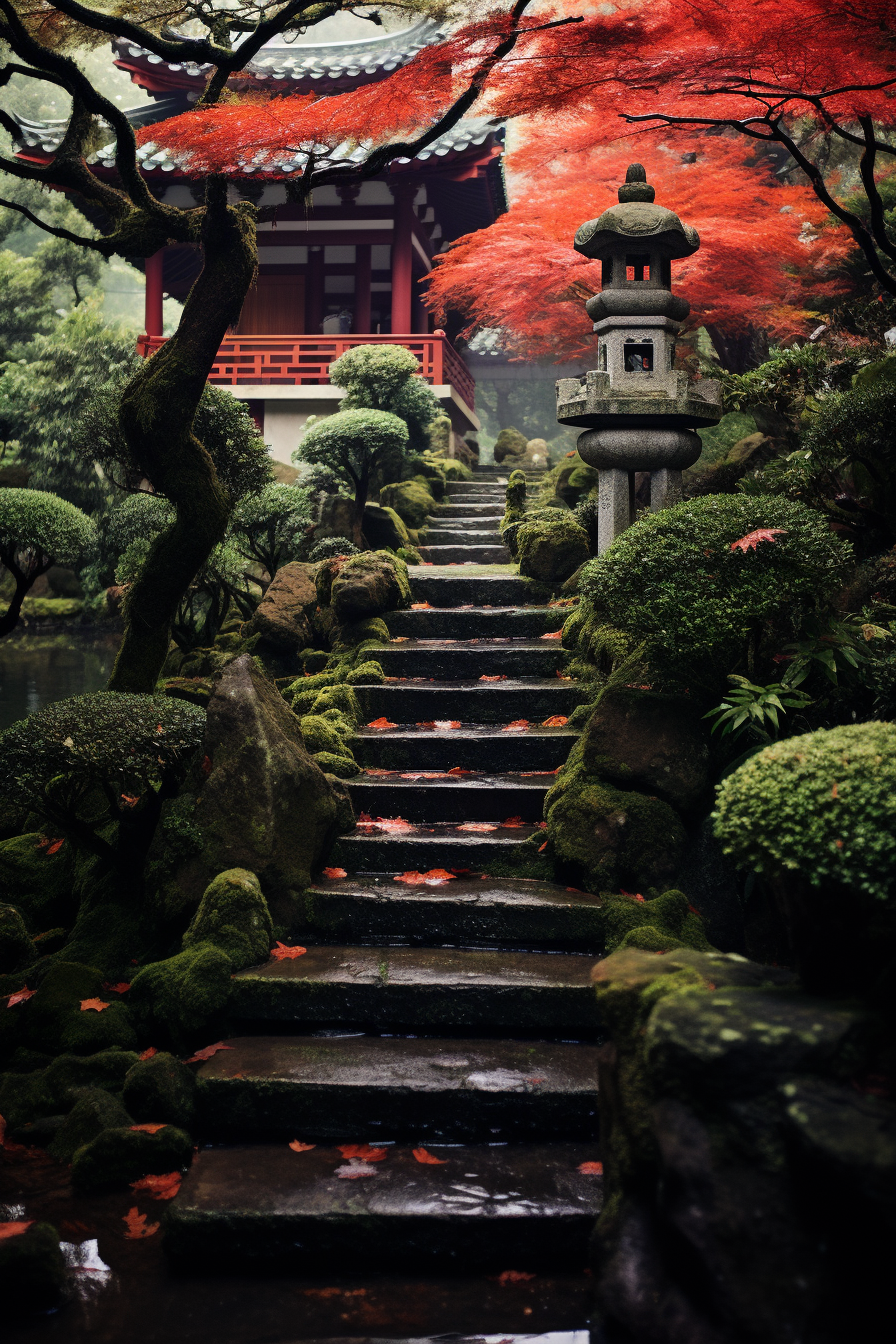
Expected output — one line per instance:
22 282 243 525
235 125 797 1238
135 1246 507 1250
166 471 605 1277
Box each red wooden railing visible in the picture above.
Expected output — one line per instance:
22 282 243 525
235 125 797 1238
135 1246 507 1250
136 332 476 410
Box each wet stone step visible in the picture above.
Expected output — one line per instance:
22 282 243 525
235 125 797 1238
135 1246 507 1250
230 945 601 1033
423 527 503 544
331 820 544 872
388 606 563 639
436 502 505 517
166 1141 603 1272
418 545 512 564
302 875 605 952
196 1034 600 1141
376 641 566 679
351 724 576 771
355 679 582 724
346 773 550 823
409 570 535 608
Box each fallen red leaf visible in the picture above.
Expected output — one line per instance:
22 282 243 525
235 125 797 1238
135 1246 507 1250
139 1047 158 1061
501 816 525 827
730 528 787 553
321 867 347 879
201 754 212 776
446 766 472 774
270 942 307 961
496 1269 536 1284
540 630 563 639
541 715 569 727
6 987 34 1007
538 841 548 852
413 1147 448 1165
289 1140 316 1153
338 1144 388 1162
578 1160 604 1175
688 904 703 917
130 1172 182 1200
122 1207 160 1239
183 1042 234 1064
103 982 131 994
457 822 497 832
80 998 110 1013
479 674 507 681
555 670 571 679
503 720 529 731
366 717 397 730
364 767 396 776
393 869 457 885
410 601 431 609
399 771 445 780
363 816 414 833
129 1123 167 1134
120 794 140 808
0 1221 34 1240
45 838 65 855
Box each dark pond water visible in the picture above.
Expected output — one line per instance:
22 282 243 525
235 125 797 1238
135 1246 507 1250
0 631 121 730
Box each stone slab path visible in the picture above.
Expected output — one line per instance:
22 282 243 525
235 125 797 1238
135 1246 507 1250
167 469 605 1275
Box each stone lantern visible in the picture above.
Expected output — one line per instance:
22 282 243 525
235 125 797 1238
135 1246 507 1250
556 163 722 552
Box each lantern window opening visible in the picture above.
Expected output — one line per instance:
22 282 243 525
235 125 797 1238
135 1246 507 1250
598 340 608 371
601 257 613 288
660 257 672 288
625 253 650 282
624 338 654 372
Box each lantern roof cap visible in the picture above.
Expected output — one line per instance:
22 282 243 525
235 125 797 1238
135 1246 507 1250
574 164 700 261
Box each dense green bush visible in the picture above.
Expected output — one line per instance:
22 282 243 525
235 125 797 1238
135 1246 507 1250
714 721 896 902
329 344 440 453
308 536 360 563
0 488 97 635
579 495 852 694
295 409 410 545
230 481 312 576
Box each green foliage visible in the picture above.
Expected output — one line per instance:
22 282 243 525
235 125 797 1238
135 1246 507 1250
714 722 896 901
720 344 862 443
0 488 96 569
0 692 204 838
579 495 853 695
329 344 440 453
296 409 409 507
308 536 360 563
76 377 272 504
704 675 813 743
230 482 312 577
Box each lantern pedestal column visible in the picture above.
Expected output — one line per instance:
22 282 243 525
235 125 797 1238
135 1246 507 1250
650 468 682 513
598 469 635 551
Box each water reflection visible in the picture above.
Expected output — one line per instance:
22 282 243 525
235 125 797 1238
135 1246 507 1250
0 631 120 729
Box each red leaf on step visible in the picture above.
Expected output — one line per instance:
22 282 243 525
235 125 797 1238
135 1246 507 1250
368 817 414 833
541 715 568 727
540 631 563 639
338 1144 388 1162
495 1269 536 1284
357 812 373 822
479 675 507 681
130 1172 182 1200
321 867 347 879
501 816 525 827
0 1221 34 1240
270 942 307 961
364 767 396 776
129 1123 167 1134
139 1047 158 1061
80 998 110 1013
578 1161 604 1175
122 1207 159 1239
410 601 431 609
457 822 497 832
366 718 397 730
6 987 34 1007
289 1140 316 1153
413 1147 447 1165
400 771 445 780
555 670 571 679
393 869 457 885
183 1042 234 1064
538 842 548 852
391 636 409 641
730 528 787 552
503 720 529 731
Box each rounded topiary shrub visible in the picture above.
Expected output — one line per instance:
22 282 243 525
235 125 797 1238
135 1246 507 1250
579 495 851 692
308 537 360 563
714 721 896 902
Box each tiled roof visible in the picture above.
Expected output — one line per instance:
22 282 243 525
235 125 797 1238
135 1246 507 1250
15 110 501 178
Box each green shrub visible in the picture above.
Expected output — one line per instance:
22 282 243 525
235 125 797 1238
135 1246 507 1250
330 344 440 454
579 495 852 693
0 488 97 635
517 513 590 584
308 536 360 563
295 409 410 544
714 721 896 901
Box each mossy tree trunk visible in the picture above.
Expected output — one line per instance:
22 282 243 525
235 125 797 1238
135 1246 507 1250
109 182 258 692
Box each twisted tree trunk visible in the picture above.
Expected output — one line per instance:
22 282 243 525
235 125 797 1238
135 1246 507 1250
108 182 257 692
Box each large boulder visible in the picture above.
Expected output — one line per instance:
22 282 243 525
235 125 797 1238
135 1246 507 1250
578 688 710 813
71 1122 192 1193
329 551 411 623
182 868 272 971
517 514 590 584
128 943 233 1049
313 494 356 543
362 502 410 551
23 961 137 1056
493 427 528 463
180 655 338 923
379 477 437 528
122 1050 198 1129
245 561 317 655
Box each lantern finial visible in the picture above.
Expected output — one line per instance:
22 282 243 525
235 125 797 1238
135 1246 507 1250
618 163 655 203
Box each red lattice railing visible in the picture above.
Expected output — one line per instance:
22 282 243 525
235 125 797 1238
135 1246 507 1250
136 332 475 410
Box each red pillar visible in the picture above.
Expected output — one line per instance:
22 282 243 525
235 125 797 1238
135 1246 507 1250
390 184 414 335
144 250 165 337
354 244 372 333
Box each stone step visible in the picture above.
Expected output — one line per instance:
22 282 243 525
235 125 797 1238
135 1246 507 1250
417 545 512 564
302 875 605 952
409 571 539 607
230 945 601 1034
388 606 562 639
423 527 502 544
436 502 505 517
165 1141 603 1271
346 772 550 823
331 820 543 871
445 480 510 493
352 723 576 771
376 640 566 679
355 679 581 724
195 1034 601 1141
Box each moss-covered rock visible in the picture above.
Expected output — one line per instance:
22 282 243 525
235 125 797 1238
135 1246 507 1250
122 1051 198 1129
0 1046 139 1130
182 869 272 971
517 514 590 584
379 476 437 529
345 660 385 685
545 767 686 892
330 617 391 651
493 427 528 463
0 1222 68 1313
329 551 411 623
47 1085 132 1162
300 648 330 674
23 962 137 1056
599 888 711 953
362 502 410 550
308 683 361 727
0 904 37 974
313 751 361 778
244 561 317 655
71 1122 192 1193
0 832 74 933
128 943 233 1050
298 714 345 756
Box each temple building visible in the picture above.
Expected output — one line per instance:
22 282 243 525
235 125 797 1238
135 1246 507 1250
14 16 507 463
